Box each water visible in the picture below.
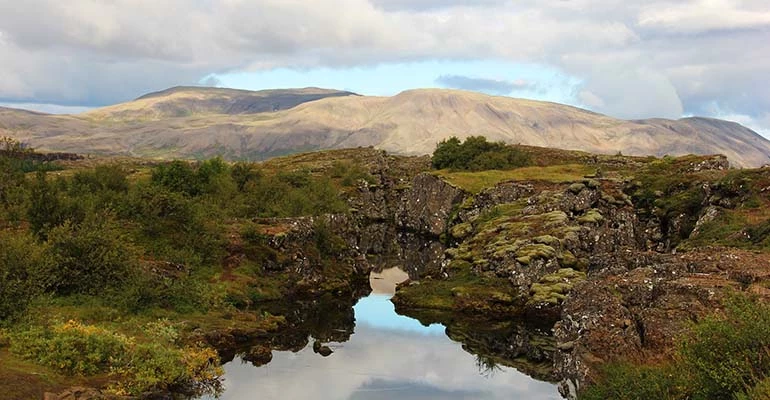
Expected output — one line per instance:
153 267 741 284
208 268 561 400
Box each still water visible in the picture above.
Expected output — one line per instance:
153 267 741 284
208 268 561 399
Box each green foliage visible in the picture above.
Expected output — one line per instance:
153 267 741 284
312 218 347 259
580 362 690 400
680 295 770 399
10 320 131 376
242 171 347 217
8 320 222 396
0 231 52 321
44 215 139 296
330 160 376 186
581 295 770 400
27 172 67 237
432 136 531 171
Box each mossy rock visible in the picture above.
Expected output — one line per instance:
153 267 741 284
528 211 569 227
533 235 561 247
557 250 578 268
447 259 471 271
578 209 604 224
584 179 601 189
498 221 531 235
492 244 520 259
568 182 586 194
450 222 474 239
515 243 557 262
527 268 586 305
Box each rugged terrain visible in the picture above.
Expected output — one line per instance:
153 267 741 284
3 142 770 399
1 86 769 166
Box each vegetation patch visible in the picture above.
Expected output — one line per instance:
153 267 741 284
8 319 222 396
581 295 770 400
432 136 531 171
528 269 586 306
435 164 595 194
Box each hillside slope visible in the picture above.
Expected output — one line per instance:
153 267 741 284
1 87 769 166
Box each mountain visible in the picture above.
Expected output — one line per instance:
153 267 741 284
1 87 769 167
84 86 357 121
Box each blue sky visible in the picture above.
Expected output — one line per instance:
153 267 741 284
210 60 578 104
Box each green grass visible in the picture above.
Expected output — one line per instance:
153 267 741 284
434 164 596 193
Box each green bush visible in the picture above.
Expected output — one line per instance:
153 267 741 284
681 295 770 399
10 320 131 375
9 320 222 396
580 362 690 400
432 136 530 171
581 295 770 400
0 231 52 320
44 214 139 296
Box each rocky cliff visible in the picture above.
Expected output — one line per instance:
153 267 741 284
197 146 770 399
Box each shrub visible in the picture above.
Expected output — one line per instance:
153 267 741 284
9 320 222 396
44 214 139 296
680 295 770 399
0 231 53 321
432 136 530 171
10 320 132 375
580 362 691 400
581 294 770 400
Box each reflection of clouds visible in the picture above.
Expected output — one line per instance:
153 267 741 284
215 323 560 400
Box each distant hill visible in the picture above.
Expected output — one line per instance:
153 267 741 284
83 86 357 121
1 87 769 167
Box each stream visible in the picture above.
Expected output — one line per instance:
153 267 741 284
204 267 561 399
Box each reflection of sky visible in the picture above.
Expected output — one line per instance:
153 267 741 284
203 268 560 399
206 289 561 400
353 294 445 335
211 323 560 400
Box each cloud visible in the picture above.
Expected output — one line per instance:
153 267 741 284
0 0 766 132
200 75 222 87
0 102 93 114
217 323 558 400
370 0 508 11
435 75 537 95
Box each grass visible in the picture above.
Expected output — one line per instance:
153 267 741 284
0 349 106 400
392 261 522 316
434 164 596 193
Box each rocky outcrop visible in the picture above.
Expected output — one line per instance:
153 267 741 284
552 247 768 398
397 173 467 236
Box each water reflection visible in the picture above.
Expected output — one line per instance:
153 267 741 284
207 268 560 400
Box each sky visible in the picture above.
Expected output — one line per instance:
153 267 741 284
0 0 768 134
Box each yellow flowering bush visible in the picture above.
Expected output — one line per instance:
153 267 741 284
10 320 222 396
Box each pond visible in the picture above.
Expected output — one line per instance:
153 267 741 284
205 268 561 399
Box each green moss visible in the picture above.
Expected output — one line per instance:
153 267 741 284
533 235 561 247
568 182 586 194
393 262 521 316
557 250 578 268
578 209 604 224
515 244 557 262
584 179 601 189
526 211 569 227
435 164 596 194
527 268 586 305
450 222 474 239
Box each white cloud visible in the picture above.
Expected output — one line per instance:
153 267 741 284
0 0 766 131
638 0 770 33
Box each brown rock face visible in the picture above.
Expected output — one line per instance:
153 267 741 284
397 173 467 237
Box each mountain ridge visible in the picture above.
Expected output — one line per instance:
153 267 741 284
0 86 768 167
